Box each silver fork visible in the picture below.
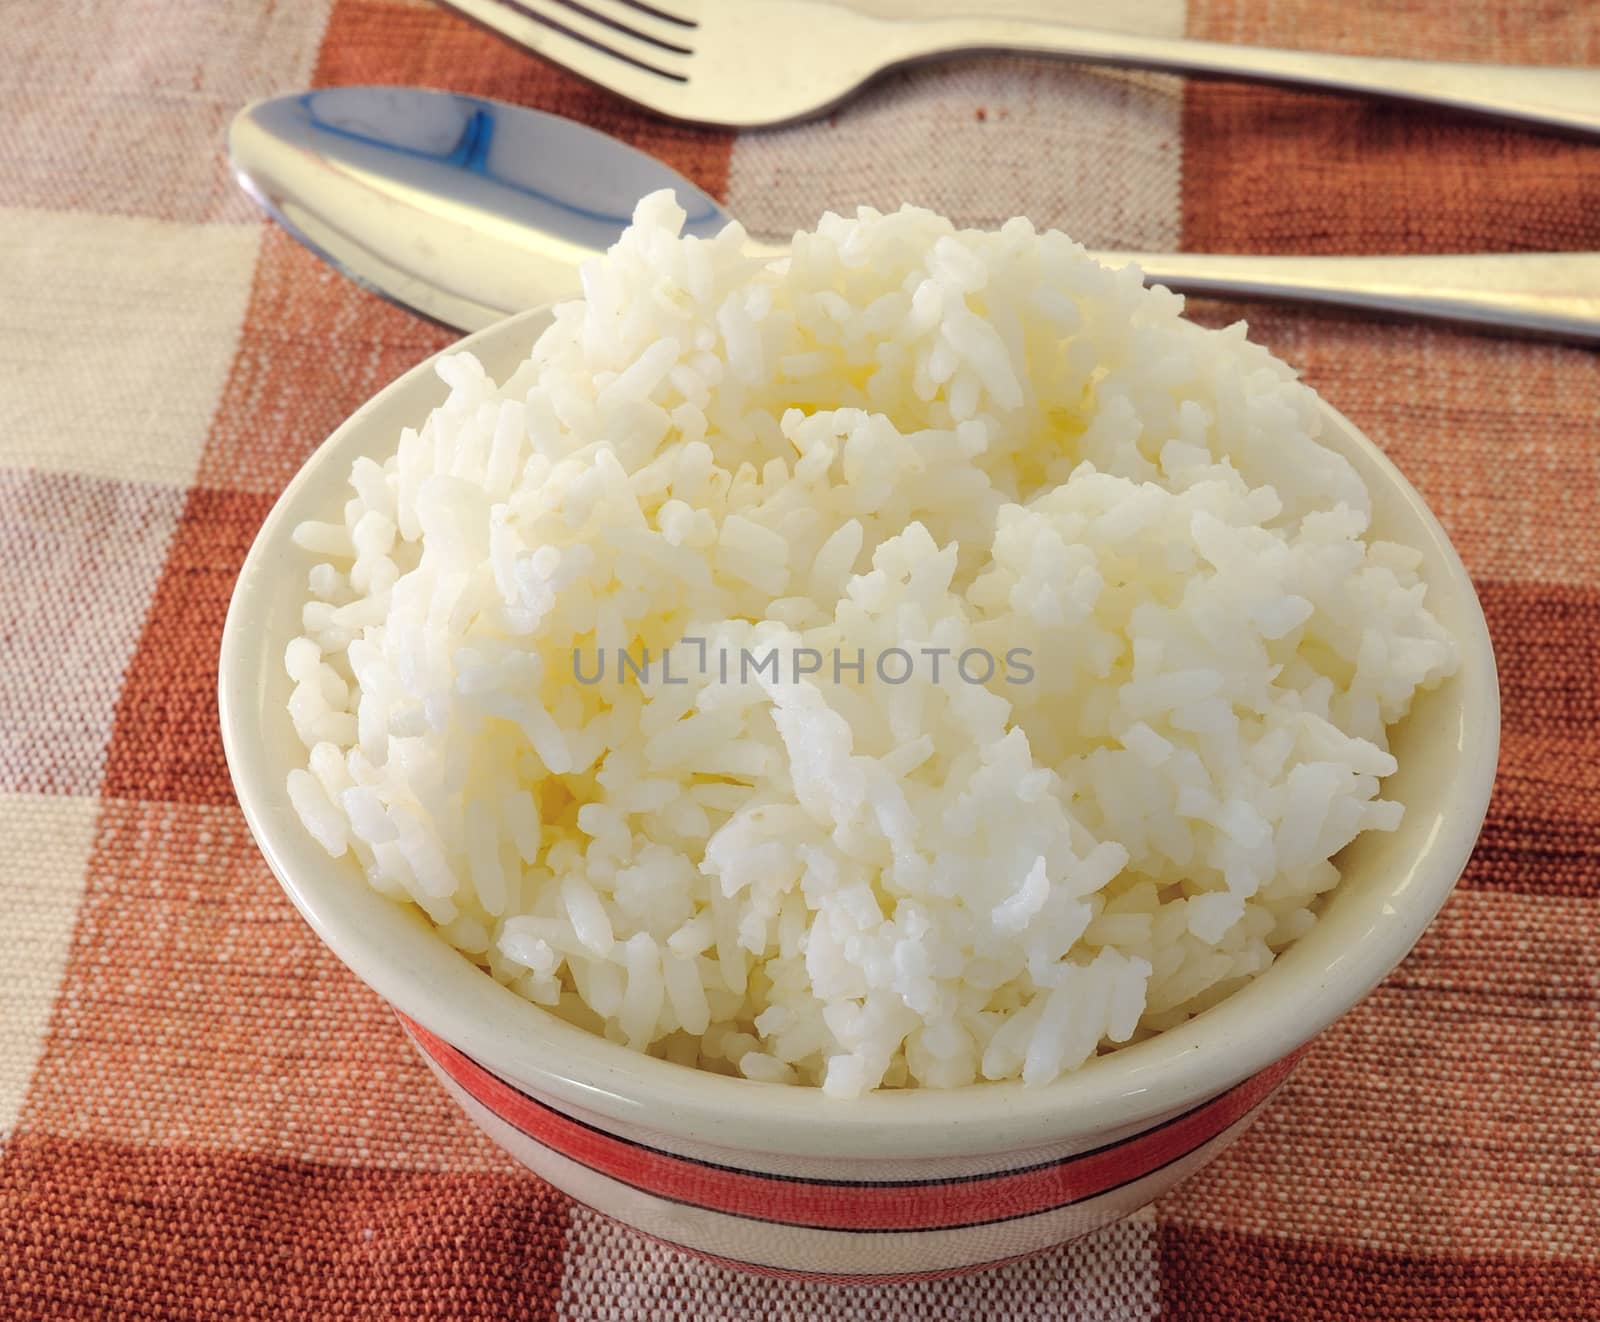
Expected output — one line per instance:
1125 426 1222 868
436 0 1600 133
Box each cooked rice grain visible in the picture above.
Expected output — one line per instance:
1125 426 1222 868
286 195 1456 1097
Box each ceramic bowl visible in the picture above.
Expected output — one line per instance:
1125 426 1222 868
219 306 1499 1282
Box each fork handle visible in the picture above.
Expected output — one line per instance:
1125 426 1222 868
744 243 1600 342
882 18 1600 135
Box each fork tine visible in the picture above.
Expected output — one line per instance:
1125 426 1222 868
545 0 693 55
497 0 690 75
610 0 696 30
437 0 688 97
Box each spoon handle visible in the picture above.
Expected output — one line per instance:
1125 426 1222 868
1101 251 1600 344
746 242 1600 344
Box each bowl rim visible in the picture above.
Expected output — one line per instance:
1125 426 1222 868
220 305 1500 1159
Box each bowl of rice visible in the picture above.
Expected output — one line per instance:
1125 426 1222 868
220 195 1498 1281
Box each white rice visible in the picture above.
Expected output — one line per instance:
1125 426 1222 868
284 194 1457 1098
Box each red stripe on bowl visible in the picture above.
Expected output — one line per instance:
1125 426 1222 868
403 1015 1303 1233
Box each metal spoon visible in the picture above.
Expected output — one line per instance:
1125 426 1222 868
229 86 1600 344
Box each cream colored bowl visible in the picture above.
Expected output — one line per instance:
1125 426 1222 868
219 306 1499 1281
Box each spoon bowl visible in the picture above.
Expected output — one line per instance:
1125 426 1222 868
230 85 734 330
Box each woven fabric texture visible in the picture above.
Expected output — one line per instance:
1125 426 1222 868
1 0 1596 1317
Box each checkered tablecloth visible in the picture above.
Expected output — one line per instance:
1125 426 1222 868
3 1 1597 1317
